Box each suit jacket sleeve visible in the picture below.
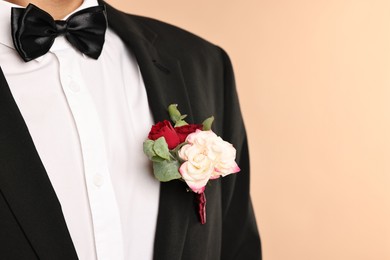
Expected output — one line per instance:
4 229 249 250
218 47 262 260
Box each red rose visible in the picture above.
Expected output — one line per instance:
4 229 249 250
175 124 203 143
148 120 181 149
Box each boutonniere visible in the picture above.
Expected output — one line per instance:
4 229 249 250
143 104 240 224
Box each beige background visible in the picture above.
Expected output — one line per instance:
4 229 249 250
106 1 390 259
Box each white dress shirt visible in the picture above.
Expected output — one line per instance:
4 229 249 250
0 1 160 259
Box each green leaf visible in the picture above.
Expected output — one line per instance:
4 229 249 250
151 156 166 163
143 140 156 158
152 160 182 182
168 104 181 123
153 137 171 160
202 116 215 131
168 104 188 125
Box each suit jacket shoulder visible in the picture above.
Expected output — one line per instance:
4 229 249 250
120 13 222 59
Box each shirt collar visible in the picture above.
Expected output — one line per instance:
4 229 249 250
0 1 19 50
0 0 99 61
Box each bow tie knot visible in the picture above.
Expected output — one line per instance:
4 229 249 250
55 20 68 35
11 4 108 62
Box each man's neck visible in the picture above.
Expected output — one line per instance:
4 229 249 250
4 0 83 19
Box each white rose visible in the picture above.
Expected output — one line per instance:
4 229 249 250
209 136 240 178
178 130 240 193
178 143 214 193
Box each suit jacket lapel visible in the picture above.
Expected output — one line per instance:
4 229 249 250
105 4 194 259
105 5 194 123
0 68 78 259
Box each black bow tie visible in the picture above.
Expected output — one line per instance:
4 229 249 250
11 4 107 62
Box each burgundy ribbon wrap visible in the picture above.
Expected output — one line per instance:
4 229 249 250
195 192 207 224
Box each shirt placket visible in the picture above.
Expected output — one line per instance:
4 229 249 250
54 48 125 260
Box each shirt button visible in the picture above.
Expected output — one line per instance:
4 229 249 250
68 81 81 92
93 174 104 187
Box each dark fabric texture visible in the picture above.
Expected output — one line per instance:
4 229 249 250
0 2 261 259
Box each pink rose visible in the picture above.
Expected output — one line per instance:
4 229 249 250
174 124 203 143
148 120 180 149
178 130 240 193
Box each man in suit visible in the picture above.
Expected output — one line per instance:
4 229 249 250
0 0 261 259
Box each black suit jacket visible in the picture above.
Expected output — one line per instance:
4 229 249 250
0 2 261 260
